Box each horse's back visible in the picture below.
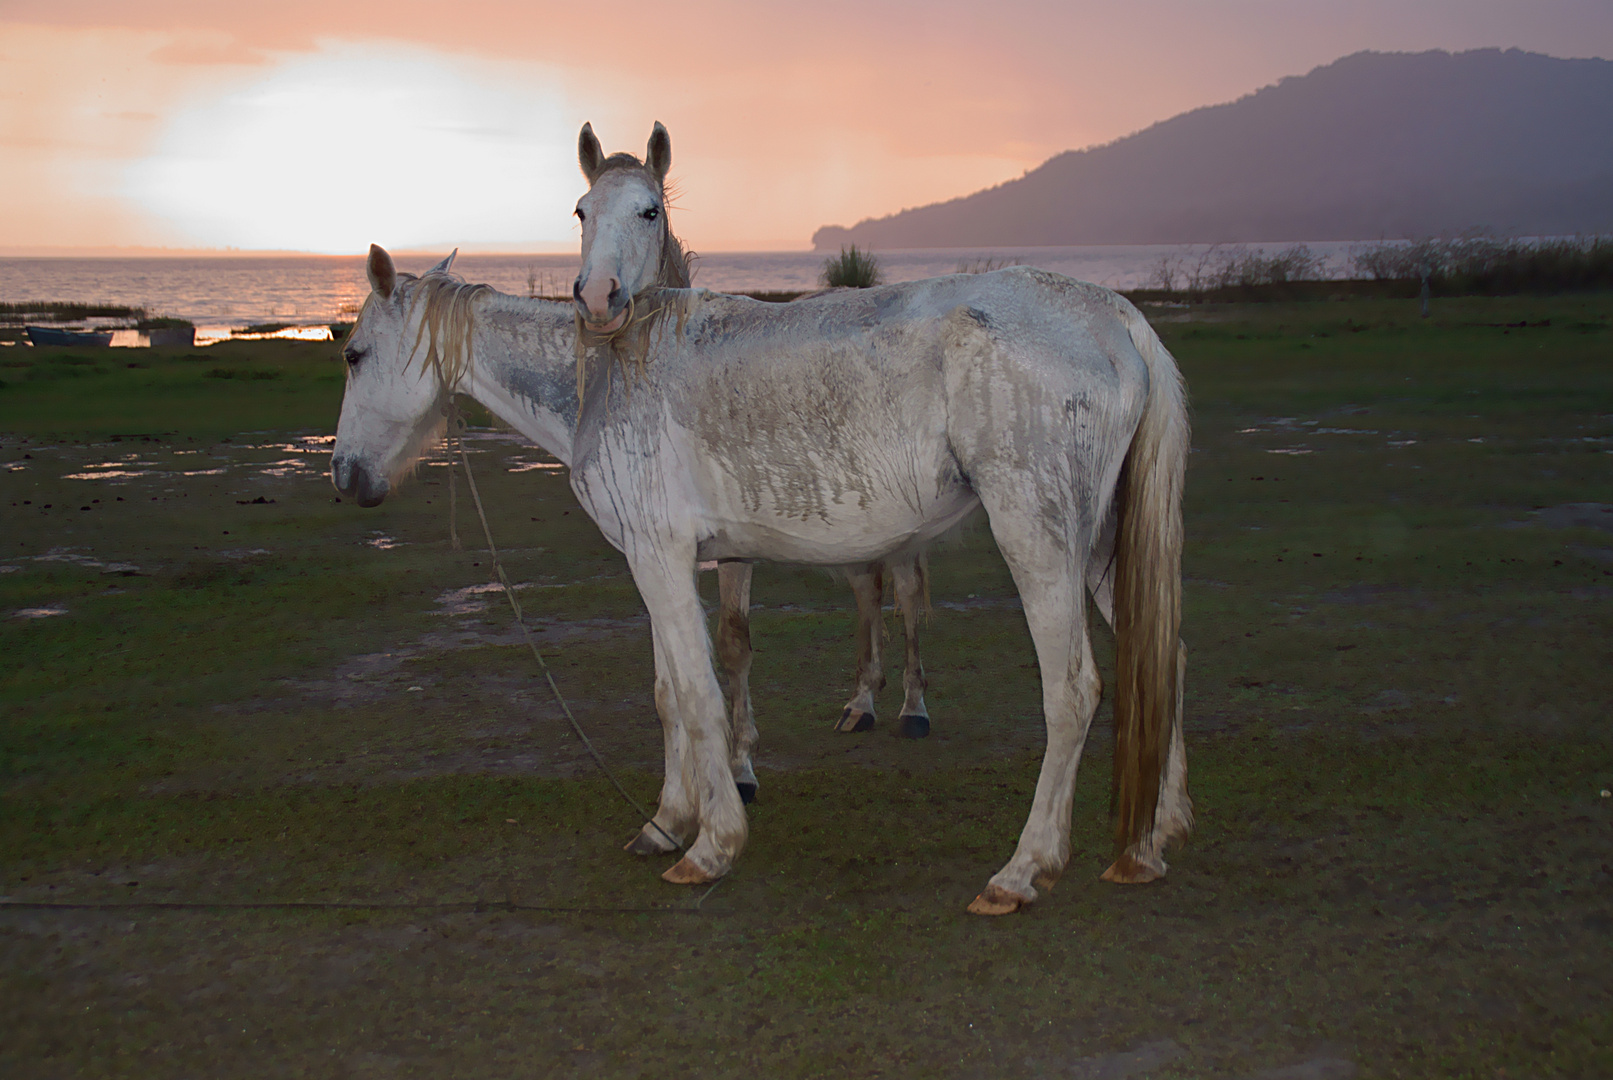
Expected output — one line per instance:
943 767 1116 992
599 271 1156 561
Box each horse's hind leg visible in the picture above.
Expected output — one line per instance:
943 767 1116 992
967 489 1102 916
891 556 931 739
1102 641 1191 881
835 563 886 732
1085 512 1192 880
716 561 759 803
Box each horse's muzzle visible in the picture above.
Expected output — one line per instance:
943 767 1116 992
331 455 389 508
573 275 627 333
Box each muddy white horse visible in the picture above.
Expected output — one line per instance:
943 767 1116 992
573 121 935 751
331 129 1191 915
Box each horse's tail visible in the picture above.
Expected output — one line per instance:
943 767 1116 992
1108 298 1189 876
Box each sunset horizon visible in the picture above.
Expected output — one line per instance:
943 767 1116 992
4 1 1611 256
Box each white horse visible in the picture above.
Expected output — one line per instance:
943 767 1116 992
332 134 1191 916
574 121 935 753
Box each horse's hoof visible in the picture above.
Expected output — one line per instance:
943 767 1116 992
624 830 674 856
835 707 875 733
736 781 758 805
897 714 931 739
967 884 1031 916
662 856 716 885
1100 854 1165 884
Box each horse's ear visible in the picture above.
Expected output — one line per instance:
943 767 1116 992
578 122 605 185
367 244 397 298
646 121 671 185
427 248 457 276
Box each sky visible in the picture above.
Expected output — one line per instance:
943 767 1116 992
1 0 1610 254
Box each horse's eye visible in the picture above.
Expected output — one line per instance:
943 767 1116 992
642 206 660 222
343 346 365 367
575 207 586 222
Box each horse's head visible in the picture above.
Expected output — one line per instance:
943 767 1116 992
331 244 458 507
572 121 687 333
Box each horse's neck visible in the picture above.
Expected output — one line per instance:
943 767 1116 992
460 296 580 467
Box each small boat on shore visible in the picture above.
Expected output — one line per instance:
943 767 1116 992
25 325 113 348
145 326 195 348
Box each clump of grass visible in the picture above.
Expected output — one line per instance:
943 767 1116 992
821 245 882 289
135 316 193 331
236 323 293 336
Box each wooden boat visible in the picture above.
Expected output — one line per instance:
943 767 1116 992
25 325 113 347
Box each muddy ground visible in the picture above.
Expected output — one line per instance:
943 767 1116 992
2 297 1611 1077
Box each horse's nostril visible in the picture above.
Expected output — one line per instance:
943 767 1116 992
607 279 623 305
572 279 584 302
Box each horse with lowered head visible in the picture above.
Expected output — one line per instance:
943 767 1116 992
331 124 1191 914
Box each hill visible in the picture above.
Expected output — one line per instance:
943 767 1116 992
811 49 1613 249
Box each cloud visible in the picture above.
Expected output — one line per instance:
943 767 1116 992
122 43 590 253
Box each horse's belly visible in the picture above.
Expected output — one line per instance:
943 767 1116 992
695 483 978 565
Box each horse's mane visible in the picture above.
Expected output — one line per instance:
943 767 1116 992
403 271 493 395
576 154 696 399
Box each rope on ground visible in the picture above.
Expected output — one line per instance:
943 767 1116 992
447 412 461 550
447 404 685 856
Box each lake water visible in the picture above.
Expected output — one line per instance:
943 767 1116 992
0 241 1366 344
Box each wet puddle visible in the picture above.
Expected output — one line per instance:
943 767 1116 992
50 434 336 484
11 605 67 619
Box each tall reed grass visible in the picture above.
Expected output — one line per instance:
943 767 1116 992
0 301 145 322
1352 235 1613 294
821 245 882 289
1135 235 1613 301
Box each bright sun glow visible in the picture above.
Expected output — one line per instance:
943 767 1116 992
124 45 587 253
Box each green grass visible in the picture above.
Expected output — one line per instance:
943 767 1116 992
2 294 1611 1077
0 339 346 437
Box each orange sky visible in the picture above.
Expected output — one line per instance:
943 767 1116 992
2 1 1610 253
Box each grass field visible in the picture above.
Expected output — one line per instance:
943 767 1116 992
2 295 1611 1078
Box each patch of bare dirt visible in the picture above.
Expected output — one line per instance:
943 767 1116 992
1512 502 1613 532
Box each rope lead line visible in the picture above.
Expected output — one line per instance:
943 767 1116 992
448 402 684 855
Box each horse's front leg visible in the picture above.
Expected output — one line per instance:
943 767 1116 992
890 555 931 739
633 548 749 884
835 563 886 732
625 629 697 855
715 560 759 804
